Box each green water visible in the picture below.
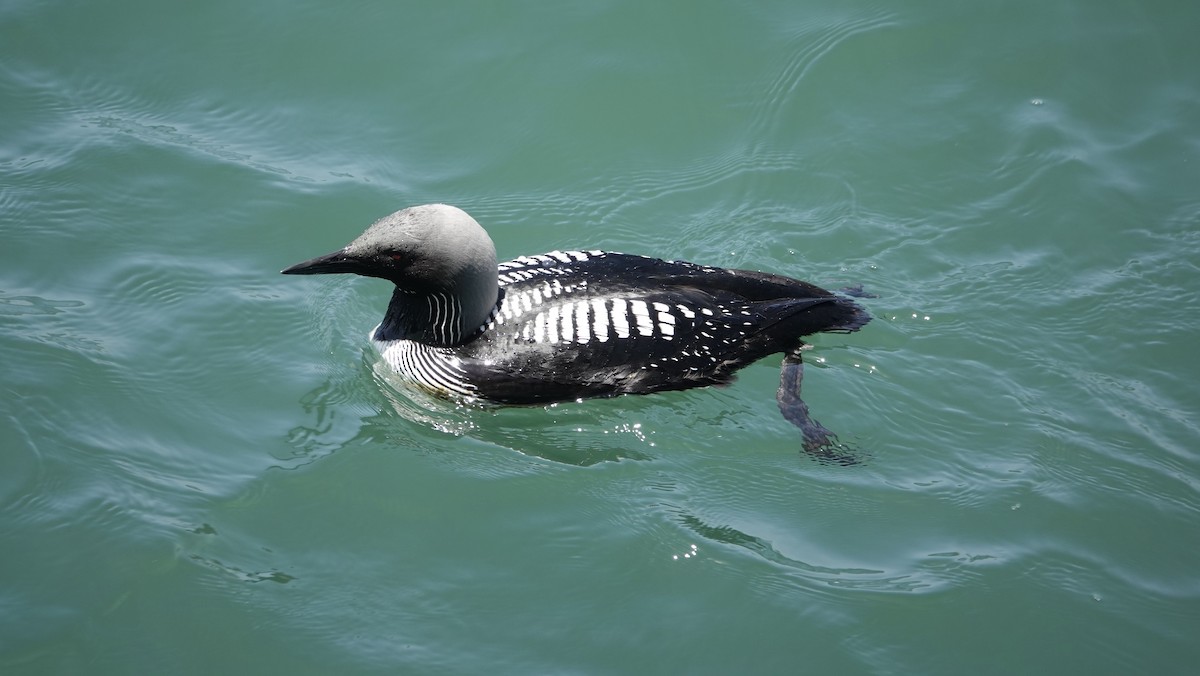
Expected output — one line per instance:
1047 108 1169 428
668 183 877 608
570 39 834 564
3 0 1199 673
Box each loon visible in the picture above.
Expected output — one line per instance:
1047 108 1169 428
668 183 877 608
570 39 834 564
282 204 871 458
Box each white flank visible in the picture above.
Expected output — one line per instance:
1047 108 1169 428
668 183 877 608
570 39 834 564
377 340 475 397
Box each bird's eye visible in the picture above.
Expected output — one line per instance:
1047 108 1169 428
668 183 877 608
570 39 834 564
388 253 405 261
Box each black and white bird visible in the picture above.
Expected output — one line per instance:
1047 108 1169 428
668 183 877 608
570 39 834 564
283 204 871 458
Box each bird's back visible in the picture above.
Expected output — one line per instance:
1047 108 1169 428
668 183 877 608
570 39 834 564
423 250 869 404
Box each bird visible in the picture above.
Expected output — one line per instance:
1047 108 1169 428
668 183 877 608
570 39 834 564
282 204 871 460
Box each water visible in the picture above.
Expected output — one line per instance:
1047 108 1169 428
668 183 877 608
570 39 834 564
3 0 1198 673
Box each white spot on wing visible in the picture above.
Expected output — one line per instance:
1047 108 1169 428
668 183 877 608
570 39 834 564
630 300 654 337
591 298 609 342
574 301 590 343
548 305 560 344
611 298 630 338
533 311 546 343
654 306 676 339
560 302 574 343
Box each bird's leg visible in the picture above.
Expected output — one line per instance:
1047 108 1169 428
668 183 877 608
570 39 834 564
777 345 861 465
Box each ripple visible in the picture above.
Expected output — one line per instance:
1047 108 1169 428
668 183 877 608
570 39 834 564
673 510 943 594
0 395 50 511
190 554 297 585
2 57 361 193
744 10 900 143
0 291 83 316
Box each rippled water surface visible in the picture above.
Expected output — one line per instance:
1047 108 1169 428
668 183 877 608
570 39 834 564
3 0 1199 673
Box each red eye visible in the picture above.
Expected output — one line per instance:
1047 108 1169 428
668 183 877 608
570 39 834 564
388 253 404 261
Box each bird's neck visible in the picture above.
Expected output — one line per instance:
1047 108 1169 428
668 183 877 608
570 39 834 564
374 283 497 347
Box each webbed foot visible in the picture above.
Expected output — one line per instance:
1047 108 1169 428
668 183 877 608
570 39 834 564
837 284 878 299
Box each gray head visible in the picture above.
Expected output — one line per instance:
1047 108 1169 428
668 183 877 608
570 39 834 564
283 204 499 344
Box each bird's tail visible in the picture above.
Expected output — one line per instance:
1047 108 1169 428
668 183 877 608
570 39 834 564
758 293 871 338
824 295 871 333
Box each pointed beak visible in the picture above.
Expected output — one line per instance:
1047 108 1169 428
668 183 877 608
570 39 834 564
281 249 363 276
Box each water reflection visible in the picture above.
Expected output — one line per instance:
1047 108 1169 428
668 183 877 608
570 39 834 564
282 351 662 470
368 354 659 466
